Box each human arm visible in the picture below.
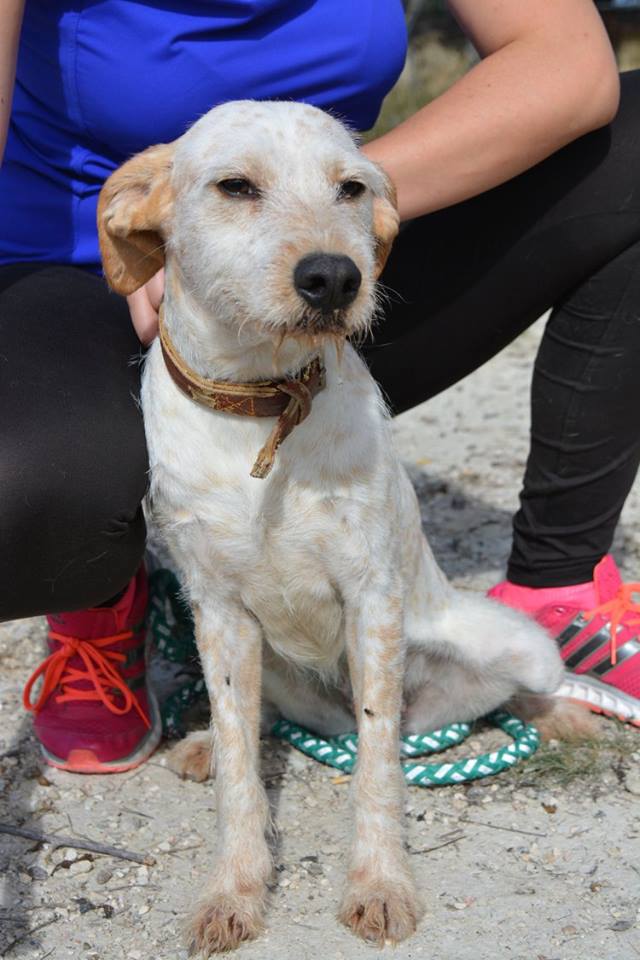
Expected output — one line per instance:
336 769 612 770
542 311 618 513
0 0 25 166
363 0 620 220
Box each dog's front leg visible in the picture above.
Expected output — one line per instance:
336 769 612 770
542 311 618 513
339 583 421 945
188 602 271 955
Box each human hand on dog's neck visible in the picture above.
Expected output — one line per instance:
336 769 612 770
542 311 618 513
127 268 164 345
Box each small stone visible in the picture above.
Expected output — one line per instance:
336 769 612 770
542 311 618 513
51 848 68 865
561 924 578 936
27 865 49 882
464 783 486 801
138 905 151 916
303 862 324 877
611 919 634 932
623 770 640 796
75 898 96 915
68 859 93 876
157 840 172 852
321 844 340 856
95 869 113 885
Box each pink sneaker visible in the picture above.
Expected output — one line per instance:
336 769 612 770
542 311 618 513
23 567 162 773
489 555 640 726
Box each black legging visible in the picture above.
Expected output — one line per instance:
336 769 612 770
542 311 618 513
2 70 639 620
0 263 148 619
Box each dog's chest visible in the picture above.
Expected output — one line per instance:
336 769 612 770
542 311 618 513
143 344 388 667
158 469 370 668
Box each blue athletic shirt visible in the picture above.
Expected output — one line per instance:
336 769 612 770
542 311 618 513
0 1 407 272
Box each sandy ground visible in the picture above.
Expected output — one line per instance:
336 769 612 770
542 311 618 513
1 319 640 960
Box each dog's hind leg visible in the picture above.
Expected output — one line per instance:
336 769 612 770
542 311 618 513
187 601 271 955
338 579 421 945
507 692 598 740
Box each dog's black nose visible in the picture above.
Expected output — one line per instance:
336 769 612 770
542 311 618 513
294 254 361 312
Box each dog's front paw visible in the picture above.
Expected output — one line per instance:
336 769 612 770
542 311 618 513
167 730 214 782
188 892 264 955
339 879 420 945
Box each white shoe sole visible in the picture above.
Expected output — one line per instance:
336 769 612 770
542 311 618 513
555 671 640 727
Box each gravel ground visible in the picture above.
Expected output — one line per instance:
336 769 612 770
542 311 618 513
1 319 639 960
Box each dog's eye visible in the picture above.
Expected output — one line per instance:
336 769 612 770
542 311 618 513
217 178 259 198
337 180 366 201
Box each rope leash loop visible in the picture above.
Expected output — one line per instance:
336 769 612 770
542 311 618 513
272 712 539 787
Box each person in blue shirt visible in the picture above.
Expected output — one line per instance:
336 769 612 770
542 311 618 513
1 1 639 774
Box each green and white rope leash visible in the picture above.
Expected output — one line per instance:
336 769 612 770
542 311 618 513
148 569 540 786
272 712 539 786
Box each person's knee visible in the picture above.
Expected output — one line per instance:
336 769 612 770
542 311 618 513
0 468 146 620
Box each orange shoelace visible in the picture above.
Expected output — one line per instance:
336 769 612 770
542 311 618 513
23 630 150 728
584 582 640 666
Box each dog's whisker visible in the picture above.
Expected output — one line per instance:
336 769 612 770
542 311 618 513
375 281 408 306
271 328 288 373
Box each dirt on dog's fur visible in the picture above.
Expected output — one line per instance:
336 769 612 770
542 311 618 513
1 321 639 960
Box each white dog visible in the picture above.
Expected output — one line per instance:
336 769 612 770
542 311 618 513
98 101 565 955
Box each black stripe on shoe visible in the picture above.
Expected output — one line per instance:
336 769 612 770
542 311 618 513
556 615 589 648
589 637 640 677
564 626 610 670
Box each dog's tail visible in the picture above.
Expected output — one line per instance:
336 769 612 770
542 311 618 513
404 588 596 736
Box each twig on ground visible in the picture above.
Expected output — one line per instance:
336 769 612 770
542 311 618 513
410 831 466 855
121 806 155 820
157 842 203 857
0 823 155 865
459 816 546 839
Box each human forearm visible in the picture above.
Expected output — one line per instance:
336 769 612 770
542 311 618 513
364 0 619 220
0 0 25 166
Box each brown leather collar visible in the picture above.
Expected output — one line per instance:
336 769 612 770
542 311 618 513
158 309 326 478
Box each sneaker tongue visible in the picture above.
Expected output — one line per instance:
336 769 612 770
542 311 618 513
593 555 622 604
45 571 145 645
47 606 121 642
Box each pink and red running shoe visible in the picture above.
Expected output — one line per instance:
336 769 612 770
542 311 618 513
23 566 162 773
490 555 640 726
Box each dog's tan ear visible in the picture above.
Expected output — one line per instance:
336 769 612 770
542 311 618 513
372 170 400 278
97 143 175 296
